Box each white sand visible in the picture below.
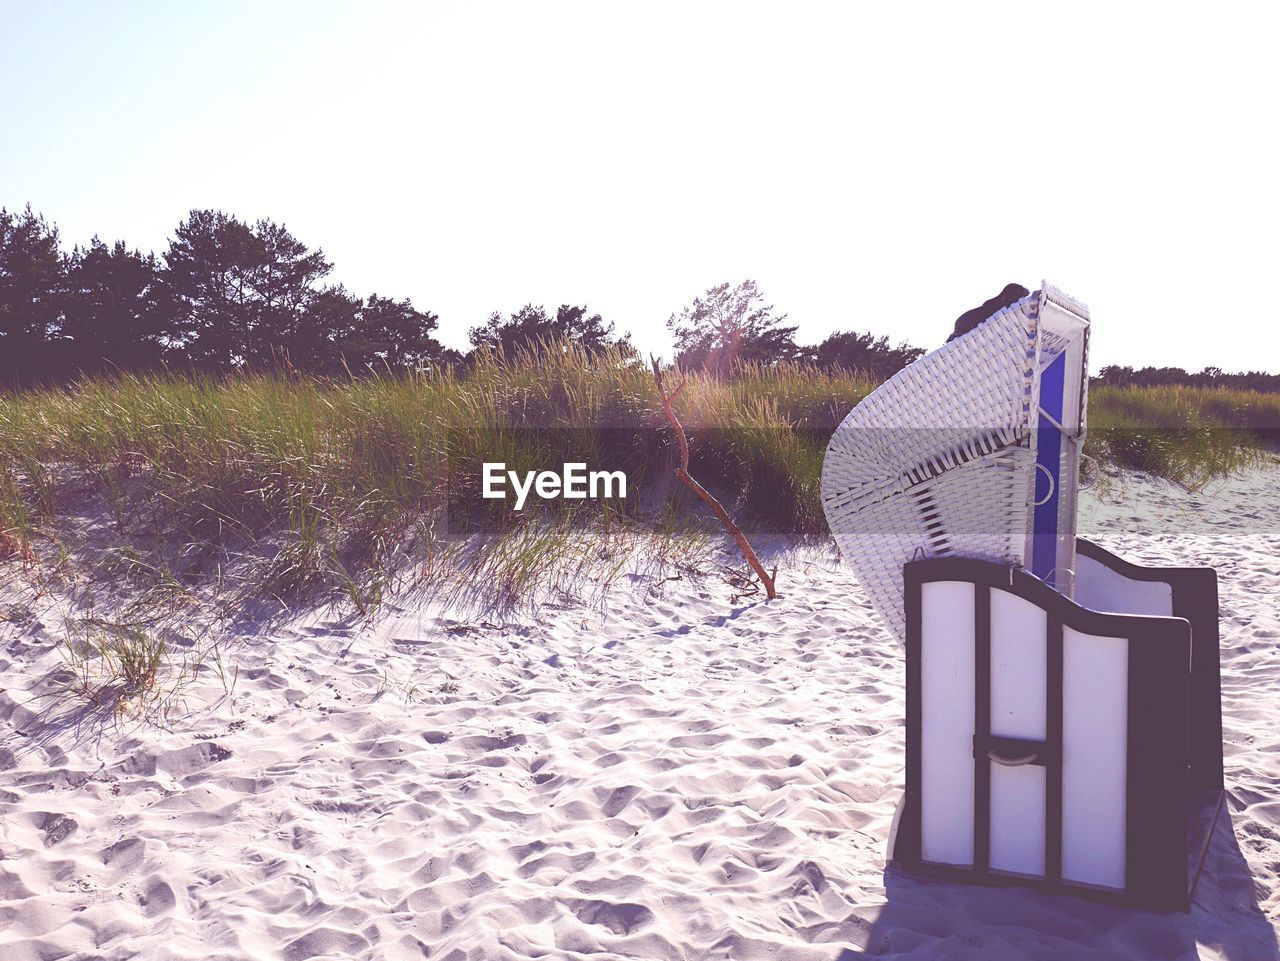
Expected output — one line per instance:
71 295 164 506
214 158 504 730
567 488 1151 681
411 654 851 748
2 460 1278 960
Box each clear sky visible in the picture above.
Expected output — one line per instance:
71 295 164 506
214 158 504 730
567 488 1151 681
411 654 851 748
3 1 1277 370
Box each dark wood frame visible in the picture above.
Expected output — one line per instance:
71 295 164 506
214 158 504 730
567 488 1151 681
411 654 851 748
897 553 1222 910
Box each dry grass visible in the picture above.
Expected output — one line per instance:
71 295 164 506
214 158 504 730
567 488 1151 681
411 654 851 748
0 344 1274 626
1088 385 1279 489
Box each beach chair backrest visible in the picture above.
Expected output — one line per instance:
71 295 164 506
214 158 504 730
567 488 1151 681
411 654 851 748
821 282 1091 643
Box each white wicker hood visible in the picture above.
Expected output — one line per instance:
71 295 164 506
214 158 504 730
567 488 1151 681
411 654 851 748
821 282 1091 643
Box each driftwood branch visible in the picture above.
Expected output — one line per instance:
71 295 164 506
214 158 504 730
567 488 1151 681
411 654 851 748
650 356 778 600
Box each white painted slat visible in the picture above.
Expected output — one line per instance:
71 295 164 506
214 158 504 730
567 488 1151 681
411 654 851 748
1062 627 1129 889
990 765 1047 876
990 589 1048 739
920 580 975 867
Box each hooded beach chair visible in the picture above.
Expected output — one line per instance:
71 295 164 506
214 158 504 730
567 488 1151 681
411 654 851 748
821 283 1223 909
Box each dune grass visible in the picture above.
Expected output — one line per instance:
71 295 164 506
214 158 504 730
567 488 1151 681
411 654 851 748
0 344 867 618
1087 385 1279 488
0 344 1275 619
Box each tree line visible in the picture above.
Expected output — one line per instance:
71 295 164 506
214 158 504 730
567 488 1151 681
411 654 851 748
1 206 457 384
4 204 1271 391
0 205 933 388
1094 365 1280 393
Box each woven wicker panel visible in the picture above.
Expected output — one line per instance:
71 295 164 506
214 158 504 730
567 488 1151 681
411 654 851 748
822 290 1063 643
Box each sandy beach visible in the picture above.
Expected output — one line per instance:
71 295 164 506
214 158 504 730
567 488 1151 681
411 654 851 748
2 459 1278 960
4 1 1279 956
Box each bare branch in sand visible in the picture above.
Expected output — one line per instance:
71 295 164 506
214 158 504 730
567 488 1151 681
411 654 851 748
650 356 778 600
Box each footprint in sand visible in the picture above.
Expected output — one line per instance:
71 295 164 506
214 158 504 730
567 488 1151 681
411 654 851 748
567 898 655 936
139 875 177 918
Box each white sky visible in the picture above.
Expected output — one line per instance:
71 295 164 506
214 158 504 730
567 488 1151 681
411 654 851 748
2 1 1277 370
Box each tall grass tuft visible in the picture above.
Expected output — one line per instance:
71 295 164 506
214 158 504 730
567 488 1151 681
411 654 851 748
1088 385 1279 489
59 622 167 707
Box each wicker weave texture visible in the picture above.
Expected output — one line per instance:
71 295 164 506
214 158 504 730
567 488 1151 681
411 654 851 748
822 284 1090 642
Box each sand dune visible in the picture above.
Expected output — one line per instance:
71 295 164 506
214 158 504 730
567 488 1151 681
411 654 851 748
2 461 1278 960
